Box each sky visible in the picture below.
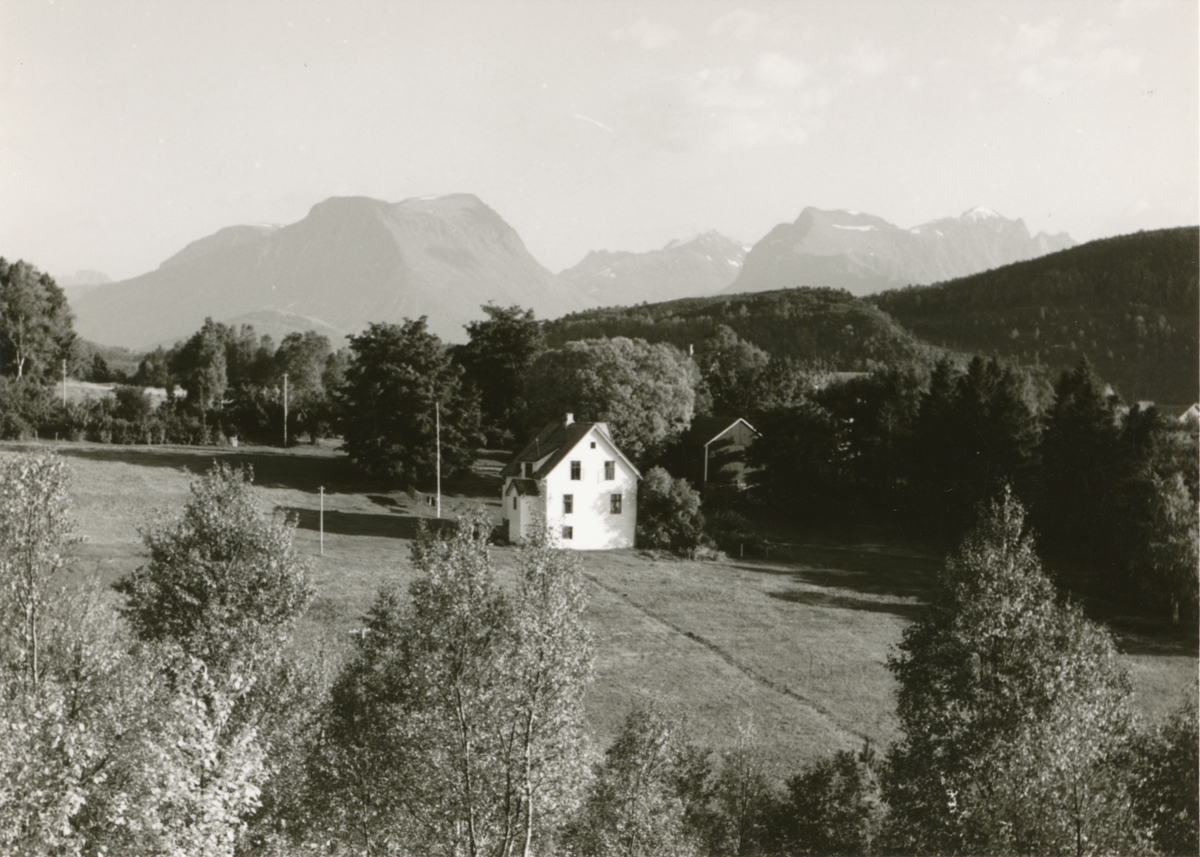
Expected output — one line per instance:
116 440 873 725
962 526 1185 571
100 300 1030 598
2 0 1196 282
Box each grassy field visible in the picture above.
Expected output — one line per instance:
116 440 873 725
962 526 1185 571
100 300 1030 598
1 439 1194 778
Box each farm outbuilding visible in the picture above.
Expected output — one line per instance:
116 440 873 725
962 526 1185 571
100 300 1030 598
680 416 759 488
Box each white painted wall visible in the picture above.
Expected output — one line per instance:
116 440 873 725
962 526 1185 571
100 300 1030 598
541 428 637 550
501 426 638 550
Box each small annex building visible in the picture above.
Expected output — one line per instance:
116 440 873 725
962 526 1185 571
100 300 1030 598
680 416 759 487
500 414 640 549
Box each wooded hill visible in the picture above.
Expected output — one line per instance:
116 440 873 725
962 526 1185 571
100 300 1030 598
543 287 944 372
871 227 1199 408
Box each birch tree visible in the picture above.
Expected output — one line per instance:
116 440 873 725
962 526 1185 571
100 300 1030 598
0 452 77 684
309 509 594 856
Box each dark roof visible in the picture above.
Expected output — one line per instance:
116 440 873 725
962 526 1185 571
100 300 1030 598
504 478 540 497
682 416 758 448
500 419 640 480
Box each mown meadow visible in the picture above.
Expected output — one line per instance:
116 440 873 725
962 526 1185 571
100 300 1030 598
5 438 1193 778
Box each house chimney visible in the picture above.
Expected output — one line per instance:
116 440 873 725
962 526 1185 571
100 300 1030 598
565 413 574 426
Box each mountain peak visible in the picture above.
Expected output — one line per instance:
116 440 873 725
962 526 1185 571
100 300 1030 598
963 206 1001 220
728 205 1076 296
559 231 747 305
71 193 593 348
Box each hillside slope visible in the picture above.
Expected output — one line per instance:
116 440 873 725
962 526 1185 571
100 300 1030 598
558 231 748 305
727 207 1074 296
544 287 940 371
71 195 595 348
871 227 1199 406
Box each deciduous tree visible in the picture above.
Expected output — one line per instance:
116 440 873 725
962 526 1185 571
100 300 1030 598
308 510 593 856
636 467 707 555
454 304 546 446
0 453 78 683
338 318 481 483
275 330 335 442
883 487 1143 855
565 702 705 857
115 462 314 679
523 337 697 463
0 257 75 380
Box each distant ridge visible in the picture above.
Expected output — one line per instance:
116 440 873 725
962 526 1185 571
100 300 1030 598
871 227 1199 406
557 231 748 305
70 194 595 349
727 207 1074 296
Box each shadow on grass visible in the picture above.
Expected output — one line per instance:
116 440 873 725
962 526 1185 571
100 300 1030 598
729 543 940 603
282 506 458 540
53 444 512 499
767 588 928 621
57 444 357 494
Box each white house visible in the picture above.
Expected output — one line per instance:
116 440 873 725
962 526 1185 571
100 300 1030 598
500 414 640 549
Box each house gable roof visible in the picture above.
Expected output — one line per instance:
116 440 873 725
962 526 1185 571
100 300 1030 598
504 478 541 497
682 416 759 448
501 419 641 480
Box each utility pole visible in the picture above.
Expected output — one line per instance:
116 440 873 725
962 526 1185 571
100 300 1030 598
283 373 289 448
62 359 67 407
435 401 441 519
319 485 325 556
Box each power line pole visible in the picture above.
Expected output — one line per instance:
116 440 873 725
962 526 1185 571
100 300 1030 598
435 400 441 519
319 485 325 556
62 359 67 408
282 372 289 448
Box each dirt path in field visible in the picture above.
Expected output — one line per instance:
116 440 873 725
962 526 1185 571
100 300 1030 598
584 572 872 745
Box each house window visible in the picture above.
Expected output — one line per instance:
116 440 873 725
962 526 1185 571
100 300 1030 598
512 496 517 510
562 525 573 540
524 462 533 477
590 441 596 448
570 461 581 480
604 461 615 480
563 494 573 514
610 493 622 514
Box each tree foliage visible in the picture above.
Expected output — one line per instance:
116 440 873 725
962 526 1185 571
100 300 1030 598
0 257 75 380
523 337 697 463
115 462 314 679
0 453 78 683
338 317 481 484
454 304 546 446
565 702 706 857
1130 693 1199 856
308 510 593 856
635 467 708 555
772 741 883 856
884 488 1143 855
274 329 335 443
694 325 770 419
0 455 276 855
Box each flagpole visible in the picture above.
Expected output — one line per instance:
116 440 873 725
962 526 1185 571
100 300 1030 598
436 401 441 519
283 373 289 447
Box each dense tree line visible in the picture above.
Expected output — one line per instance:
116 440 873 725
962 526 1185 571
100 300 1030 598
542 287 942 373
746 353 1198 629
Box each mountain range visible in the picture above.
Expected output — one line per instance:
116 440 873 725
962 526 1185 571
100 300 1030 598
68 195 1074 350
558 232 748 307
726 207 1074 296
70 195 591 348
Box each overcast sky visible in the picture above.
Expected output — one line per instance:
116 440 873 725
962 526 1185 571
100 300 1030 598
2 0 1196 281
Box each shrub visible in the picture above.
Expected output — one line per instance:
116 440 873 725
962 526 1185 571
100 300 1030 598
636 466 708 555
